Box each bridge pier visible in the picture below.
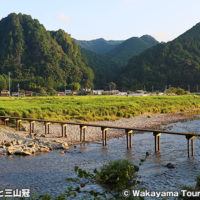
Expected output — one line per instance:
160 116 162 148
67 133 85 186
101 127 108 146
29 121 35 136
44 122 51 135
4 118 9 126
80 125 87 142
61 124 68 137
126 129 133 149
153 132 161 153
186 135 195 158
16 119 22 131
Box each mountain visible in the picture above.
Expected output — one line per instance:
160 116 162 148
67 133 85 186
77 38 123 54
80 35 158 89
120 23 200 91
81 48 120 89
106 35 158 65
0 13 94 93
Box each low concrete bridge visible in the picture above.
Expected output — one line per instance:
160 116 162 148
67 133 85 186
0 116 199 158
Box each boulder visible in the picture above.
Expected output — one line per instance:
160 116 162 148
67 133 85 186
40 134 46 137
27 142 36 148
7 146 23 155
0 149 8 155
39 147 50 152
14 150 32 156
12 140 17 145
22 147 35 155
4 142 12 147
62 143 70 150
17 140 23 145
165 163 175 169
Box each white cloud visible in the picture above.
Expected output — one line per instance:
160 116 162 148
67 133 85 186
57 13 71 24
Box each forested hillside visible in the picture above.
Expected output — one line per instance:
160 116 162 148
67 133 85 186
0 13 93 93
81 48 120 89
80 35 158 89
120 23 200 91
106 35 158 65
77 38 123 54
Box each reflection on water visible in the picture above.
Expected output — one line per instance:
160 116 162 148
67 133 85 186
0 119 200 198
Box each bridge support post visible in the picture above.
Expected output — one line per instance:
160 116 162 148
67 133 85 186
4 118 9 126
44 122 51 135
80 125 87 142
16 119 22 131
126 129 133 149
29 121 35 136
153 132 161 153
101 128 108 146
61 124 68 137
186 135 195 158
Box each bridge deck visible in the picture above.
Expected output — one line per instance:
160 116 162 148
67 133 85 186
0 115 199 136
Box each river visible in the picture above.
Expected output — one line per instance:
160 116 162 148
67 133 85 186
0 118 200 199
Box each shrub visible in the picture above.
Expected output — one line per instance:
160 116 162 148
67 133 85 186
96 159 139 191
166 87 188 95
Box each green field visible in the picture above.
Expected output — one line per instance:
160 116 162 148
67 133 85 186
0 95 199 121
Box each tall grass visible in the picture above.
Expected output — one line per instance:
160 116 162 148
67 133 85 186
0 95 199 121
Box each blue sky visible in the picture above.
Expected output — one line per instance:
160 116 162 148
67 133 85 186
1 0 200 42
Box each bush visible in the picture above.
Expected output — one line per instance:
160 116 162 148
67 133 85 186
96 159 139 191
166 87 189 95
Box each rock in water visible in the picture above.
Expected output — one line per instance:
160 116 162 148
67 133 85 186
165 163 175 169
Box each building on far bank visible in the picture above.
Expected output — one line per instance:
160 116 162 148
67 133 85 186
102 90 120 95
110 90 120 95
25 91 33 96
92 90 104 95
1 90 10 97
128 92 149 96
72 91 78 95
65 90 72 95
12 92 19 97
58 92 65 96
117 92 128 96
12 92 25 97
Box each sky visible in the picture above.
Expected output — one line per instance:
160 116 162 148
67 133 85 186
1 0 200 42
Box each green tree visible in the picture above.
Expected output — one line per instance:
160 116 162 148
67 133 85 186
0 75 7 91
108 82 117 90
166 87 188 95
69 82 81 91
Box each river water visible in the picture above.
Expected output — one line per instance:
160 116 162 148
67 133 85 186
0 118 200 199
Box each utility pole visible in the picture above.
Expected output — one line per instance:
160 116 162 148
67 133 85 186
165 85 167 92
64 84 66 95
17 83 20 97
188 84 190 93
8 72 11 97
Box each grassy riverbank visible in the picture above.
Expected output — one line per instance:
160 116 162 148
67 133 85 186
0 95 199 121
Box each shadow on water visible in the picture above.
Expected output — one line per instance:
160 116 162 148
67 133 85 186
0 119 200 198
